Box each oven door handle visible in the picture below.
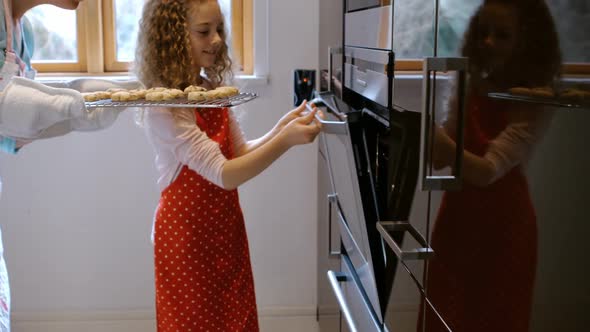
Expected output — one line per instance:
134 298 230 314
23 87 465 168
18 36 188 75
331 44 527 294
306 102 348 135
419 57 468 191
327 270 359 332
376 221 434 261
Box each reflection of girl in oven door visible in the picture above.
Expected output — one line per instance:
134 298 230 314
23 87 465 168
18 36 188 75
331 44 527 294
423 0 561 332
0 1 137 330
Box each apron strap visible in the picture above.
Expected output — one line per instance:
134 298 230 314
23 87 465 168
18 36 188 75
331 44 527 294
2 0 27 76
3 0 13 54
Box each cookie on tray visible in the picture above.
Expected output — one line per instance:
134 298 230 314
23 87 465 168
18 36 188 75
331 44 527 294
216 86 240 97
188 91 207 101
130 89 148 99
146 91 175 101
204 89 226 100
530 87 555 98
83 92 101 102
184 85 207 94
508 87 531 96
509 86 554 98
94 91 112 100
166 88 186 99
560 88 590 100
111 91 132 102
112 91 142 102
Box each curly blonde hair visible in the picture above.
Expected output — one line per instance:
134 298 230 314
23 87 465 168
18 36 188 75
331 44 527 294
461 0 562 90
133 0 233 89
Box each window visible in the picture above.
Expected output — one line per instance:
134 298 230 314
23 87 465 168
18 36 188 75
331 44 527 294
393 0 589 73
26 0 253 75
27 5 86 72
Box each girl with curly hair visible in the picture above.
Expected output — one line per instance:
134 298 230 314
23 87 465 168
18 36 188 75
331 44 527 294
134 1 322 331
422 0 562 331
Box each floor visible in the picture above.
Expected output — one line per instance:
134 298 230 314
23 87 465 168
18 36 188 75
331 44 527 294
12 313 323 332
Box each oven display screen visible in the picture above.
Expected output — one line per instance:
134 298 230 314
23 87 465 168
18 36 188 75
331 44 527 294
346 0 390 12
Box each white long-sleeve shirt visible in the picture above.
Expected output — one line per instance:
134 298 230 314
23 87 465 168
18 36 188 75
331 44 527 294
443 96 553 182
144 107 246 191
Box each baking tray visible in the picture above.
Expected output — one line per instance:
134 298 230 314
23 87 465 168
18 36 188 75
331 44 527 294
488 92 589 110
85 92 258 109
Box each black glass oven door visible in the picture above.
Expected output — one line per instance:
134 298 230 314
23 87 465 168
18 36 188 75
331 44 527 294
316 99 384 323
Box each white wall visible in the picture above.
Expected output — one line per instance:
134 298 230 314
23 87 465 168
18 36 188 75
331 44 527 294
0 0 320 329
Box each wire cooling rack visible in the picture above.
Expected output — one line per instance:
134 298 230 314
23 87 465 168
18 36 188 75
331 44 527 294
85 92 258 109
488 92 589 110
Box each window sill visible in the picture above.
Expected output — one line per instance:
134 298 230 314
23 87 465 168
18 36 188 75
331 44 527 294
35 72 270 87
35 72 137 84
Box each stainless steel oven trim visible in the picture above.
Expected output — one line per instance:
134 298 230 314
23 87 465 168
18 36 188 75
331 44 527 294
345 46 392 65
320 130 338 194
376 221 434 261
317 106 371 258
321 128 342 258
343 47 394 108
345 5 394 50
312 95 385 319
328 254 383 332
329 46 343 94
327 270 357 330
419 57 468 191
317 115 349 135
336 208 383 321
344 63 392 107
346 0 382 13
327 193 341 257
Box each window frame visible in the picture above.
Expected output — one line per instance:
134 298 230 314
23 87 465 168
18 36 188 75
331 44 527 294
29 4 89 73
32 0 254 75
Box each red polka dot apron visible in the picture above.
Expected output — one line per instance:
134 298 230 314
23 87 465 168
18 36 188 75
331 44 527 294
153 108 259 332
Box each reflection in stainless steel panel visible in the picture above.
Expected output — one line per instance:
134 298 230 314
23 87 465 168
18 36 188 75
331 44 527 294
343 47 394 108
345 6 393 50
344 63 391 107
345 47 392 65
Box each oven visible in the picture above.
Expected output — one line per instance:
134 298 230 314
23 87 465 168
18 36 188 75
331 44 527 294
316 1 467 331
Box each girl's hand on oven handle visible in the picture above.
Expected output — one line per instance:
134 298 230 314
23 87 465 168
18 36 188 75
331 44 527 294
276 106 322 147
220 106 322 190
432 126 457 170
272 100 323 136
303 101 328 125
272 100 308 134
